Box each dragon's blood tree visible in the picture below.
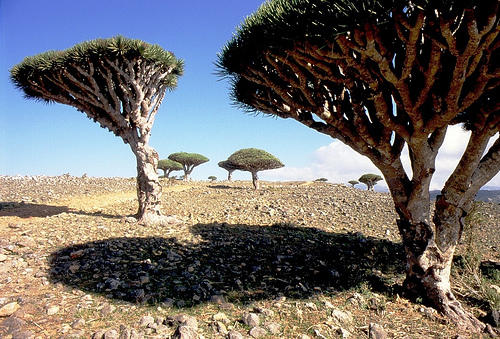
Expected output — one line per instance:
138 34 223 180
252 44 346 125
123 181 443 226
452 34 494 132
218 0 500 332
10 36 184 225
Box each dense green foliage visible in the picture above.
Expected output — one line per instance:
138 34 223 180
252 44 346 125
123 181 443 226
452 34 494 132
168 152 209 166
348 180 359 187
226 148 284 172
217 0 499 128
359 174 383 190
10 36 184 103
168 152 209 180
158 159 183 177
218 160 243 171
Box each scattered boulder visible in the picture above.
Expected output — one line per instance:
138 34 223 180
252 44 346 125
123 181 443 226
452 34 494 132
228 330 244 339
369 323 387 339
242 312 260 327
249 326 267 338
331 307 353 325
172 321 199 339
0 302 20 317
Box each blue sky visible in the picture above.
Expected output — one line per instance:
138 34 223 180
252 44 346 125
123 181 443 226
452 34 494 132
1 0 499 190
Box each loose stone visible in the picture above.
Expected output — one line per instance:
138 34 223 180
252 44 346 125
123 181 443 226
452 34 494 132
242 312 260 327
0 302 20 317
227 330 244 339
369 322 387 339
249 327 267 338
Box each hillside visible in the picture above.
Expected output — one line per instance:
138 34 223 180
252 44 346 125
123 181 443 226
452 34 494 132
430 189 500 203
0 175 499 338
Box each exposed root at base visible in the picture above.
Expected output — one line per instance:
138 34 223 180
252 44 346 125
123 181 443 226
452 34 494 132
136 213 182 227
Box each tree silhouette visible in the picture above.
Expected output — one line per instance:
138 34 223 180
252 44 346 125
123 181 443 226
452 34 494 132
158 159 183 178
348 180 359 188
218 160 243 181
168 152 209 181
10 36 184 225
217 0 500 332
359 174 383 191
226 148 284 189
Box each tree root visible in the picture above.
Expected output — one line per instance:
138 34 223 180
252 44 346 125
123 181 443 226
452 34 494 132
136 214 182 227
441 298 486 334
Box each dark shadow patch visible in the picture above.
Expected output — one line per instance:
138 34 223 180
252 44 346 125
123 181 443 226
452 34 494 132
0 201 125 219
48 223 404 307
208 185 245 190
0 202 70 218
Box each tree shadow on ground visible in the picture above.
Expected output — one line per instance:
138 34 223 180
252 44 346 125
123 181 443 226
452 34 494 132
0 202 70 218
0 201 124 219
48 223 405 307
208 184 245 190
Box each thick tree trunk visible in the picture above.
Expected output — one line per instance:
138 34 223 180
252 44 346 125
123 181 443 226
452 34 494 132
251 171 259 190
131 142 164 225
381 155 489 334
397 200 486 333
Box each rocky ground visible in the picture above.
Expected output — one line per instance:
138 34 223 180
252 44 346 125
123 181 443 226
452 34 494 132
0 175 499 338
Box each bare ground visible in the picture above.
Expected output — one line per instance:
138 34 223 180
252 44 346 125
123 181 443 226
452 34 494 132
0 175 499 338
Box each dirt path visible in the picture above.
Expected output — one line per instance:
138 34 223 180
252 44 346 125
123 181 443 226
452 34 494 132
0 183 196 225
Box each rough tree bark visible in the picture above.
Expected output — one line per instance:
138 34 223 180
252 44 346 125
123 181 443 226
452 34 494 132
131 142 163 225
9 37 183 226
251 171 259 190
217 2 500 332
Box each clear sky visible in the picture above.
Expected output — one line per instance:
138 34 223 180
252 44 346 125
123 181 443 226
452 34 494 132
1 0 499 191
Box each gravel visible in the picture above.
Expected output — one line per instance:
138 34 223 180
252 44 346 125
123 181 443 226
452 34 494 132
1 175 499 338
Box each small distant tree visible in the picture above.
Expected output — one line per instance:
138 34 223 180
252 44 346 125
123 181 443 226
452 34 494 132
158 159 183 178
315 178 328 182
9 36 184 226
208 176 217 182
348 180 359 188
226 148 284 189
168 152 209 181
218 160 243 181
359 174 383 191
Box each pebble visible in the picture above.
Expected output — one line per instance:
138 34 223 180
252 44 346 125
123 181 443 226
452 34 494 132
213 312 230 324
100 304 116 315
369 322 387 339
103 329 119 339
211 320 228 334
46 305 60 315
0 302 20 317
242 312 260 327
331 307 353 325
2 177 497 338
71 318 85 328
228 330 244 339
249 326 267 338
265 322 282 334
138 315 155 327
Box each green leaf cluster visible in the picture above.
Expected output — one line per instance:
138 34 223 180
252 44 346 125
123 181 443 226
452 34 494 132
218 160 244 171
217 0 488 76
10 35 184 98
225 148 284 172
158 159 183 171
359 173 383 183
168 152 209 166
